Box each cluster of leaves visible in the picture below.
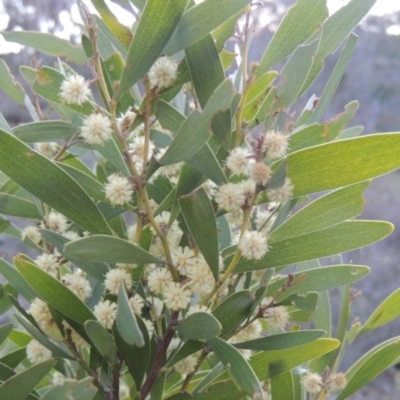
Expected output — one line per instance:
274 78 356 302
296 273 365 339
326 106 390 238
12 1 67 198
1 0 400 399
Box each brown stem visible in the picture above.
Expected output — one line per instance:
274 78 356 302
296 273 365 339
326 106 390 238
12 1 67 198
142 190 180 281
180 349 209 392
33 93 46 120
140 311 179 399
143 77 153 167
64 332 100 386
109 362 121 400
53 134 78 162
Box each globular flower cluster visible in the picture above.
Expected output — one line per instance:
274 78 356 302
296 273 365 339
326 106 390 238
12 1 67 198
62 273 92 301
104 268 133 294
263 130 288 160
21 225 42 244
148 57 178 89
301 372 323 394
238 231 268 260
93 300 118 329
26 339 52 364
104 174 133 206
81 113 113 145
261 297 290 330
47 211 69 233
267 177 294 204
29 298 56 334
35 252 60 278
215 182 246 212
226 146 251 175
249 162 271 186
59 74 92 105
300 371 347 394
35 142 58 157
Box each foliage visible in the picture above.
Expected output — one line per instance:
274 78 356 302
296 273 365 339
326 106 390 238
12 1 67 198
0 0 399 399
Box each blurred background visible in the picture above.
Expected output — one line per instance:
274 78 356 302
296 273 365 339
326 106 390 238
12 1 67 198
1 0 400 398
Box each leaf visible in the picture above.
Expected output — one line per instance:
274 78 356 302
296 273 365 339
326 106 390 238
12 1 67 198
213 290 254 337
339 125 364 139
242 72 277 121
269 182 369 243
0 323 12 346
155 100 185 132
312 290 331 337
0 129 111 235
167 340 204 367
0 348 27 369
1 31 86 64
288 101 358 153
234 330 324 351
163 0 251 55
94 16 128 58
114 320 150 388
150 371 165 400
84 321 118 365
40 229 109 281
235 221 391 272
154 101 227 184
42 377 97 400
64 235 162 264
8 330 32 347
179 188 220 280
15 315 73 360
14 256 95 325
274 39 318 109
185 35 225 108
271 371 294 400
0 60 25 104
104 52 135 112
188 144 227 185
0 216 10 233
0 111 12 134
117 0 188 97
0 193 41 219
176 312 221 340
89 0 133 49
300 0 376 95
0 259 35 301
32 67 93 115
288 134 400 197
337 338 400 400
251 338 339 380
92 137 131 178
13 121 76 143
309 33 358 124
281 292 318 323
358 288 400 336
57 163 106 202
0 359 56 400
116 283 144 346
185 33 232 144
0 362 15 382
213 10 244 51
207 337 263 397
309 293 332 373
0 283 17 315
168 380 242 400
257 0 328 75
217 215 231 249
20 66 37 87
220 49 237 70
160 79 235 165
